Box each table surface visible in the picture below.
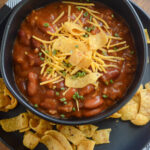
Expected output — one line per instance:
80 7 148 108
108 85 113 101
0 0 149 150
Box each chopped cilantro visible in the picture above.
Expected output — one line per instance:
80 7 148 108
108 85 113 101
102 94 108 98
62 61 72 67
60 98 66 102
56 92 60 96
76 6 81 11
83 12 88 17
60 114 65 118
34 104 38 108
64 101 67 105
72 71 87 79
110 79 114 84
40 57 44 61
111 14 114 18
45 50 49 54
114 33 119 37
52 49 58 55
61 87 65 91
102 51 107 56
114 47 118 50
72 107 76 112
130 51 134 55
90 16 93 22
43 23 49 27
75 45 79 48
83 33 89 38
38 52 42 56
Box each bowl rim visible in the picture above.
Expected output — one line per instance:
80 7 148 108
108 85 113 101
0 0 148 125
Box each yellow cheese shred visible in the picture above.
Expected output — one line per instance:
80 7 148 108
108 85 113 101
68 5 71 22
144 29 150 44
40 76 61 85
52 11 65 25
62 1 95 6
108 46 129 53
74 10 83 23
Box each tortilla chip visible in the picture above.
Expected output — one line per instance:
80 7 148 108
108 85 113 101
139 89 150 119
77 139 95 150
45 130 73 150
78 125 98 138
41 134 65 150
0 113 29 132
19 127 30 133
65 73 101 88
0 94 10 108
118 100 138 121
3 87 18 110
53 36 88 53
110 112 121 119
145 82 150 90
72 144 77 150
136 84 143 95
23 131 40 149
64 22 85 36
0 78 5 93
29 118 52 134
89 31 108 50
131 113 149 126
58 126 86 145
92 129 111 144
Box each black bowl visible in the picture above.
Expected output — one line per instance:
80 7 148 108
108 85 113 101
0 0 148 125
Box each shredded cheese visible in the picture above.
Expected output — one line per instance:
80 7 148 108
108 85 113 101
31 1 130 87
68 5 71 22
108 46 129 53
52 11 65 24
62 1 95 6
144 29 150 44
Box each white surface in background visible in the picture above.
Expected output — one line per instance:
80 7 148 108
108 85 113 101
6 0 21 8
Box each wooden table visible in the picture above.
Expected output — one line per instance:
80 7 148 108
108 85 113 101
0 0 149 150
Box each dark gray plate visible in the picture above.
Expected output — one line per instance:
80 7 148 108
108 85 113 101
0 1 150 150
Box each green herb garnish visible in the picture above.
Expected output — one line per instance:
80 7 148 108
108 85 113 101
40 57 44 61
60 98 66 102
75 45 79 48
83 12 88 17
89 15 93 22
64 101 67 105
52 49 58 56
83 33 89 38
114 33 119 37
56 92 60 96
72 107 76 112
43 23 49 27
102 94 108 98
130 51 134 55
110 79 114 84
38 52 42 56
60 114 65 118
34 104 38 108
61 87 65 91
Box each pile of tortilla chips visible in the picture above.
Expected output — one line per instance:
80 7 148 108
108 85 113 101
111 82 150 126
0 110 111 150
0 77 150 150
0 78 17 112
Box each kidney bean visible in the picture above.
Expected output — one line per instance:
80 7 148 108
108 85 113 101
102 82 123 100
72 111 83 118
84 96 104 109
79 84 95 96
27 72 38 96
37 19 56 34
101 68 120 83
55 81 65 89
40 98 58 110
31 38 41 49
58 101 73 113
46 90 55 97
83 107 104 117
18 30 31 46
65 88 77 100
30 96 41 105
